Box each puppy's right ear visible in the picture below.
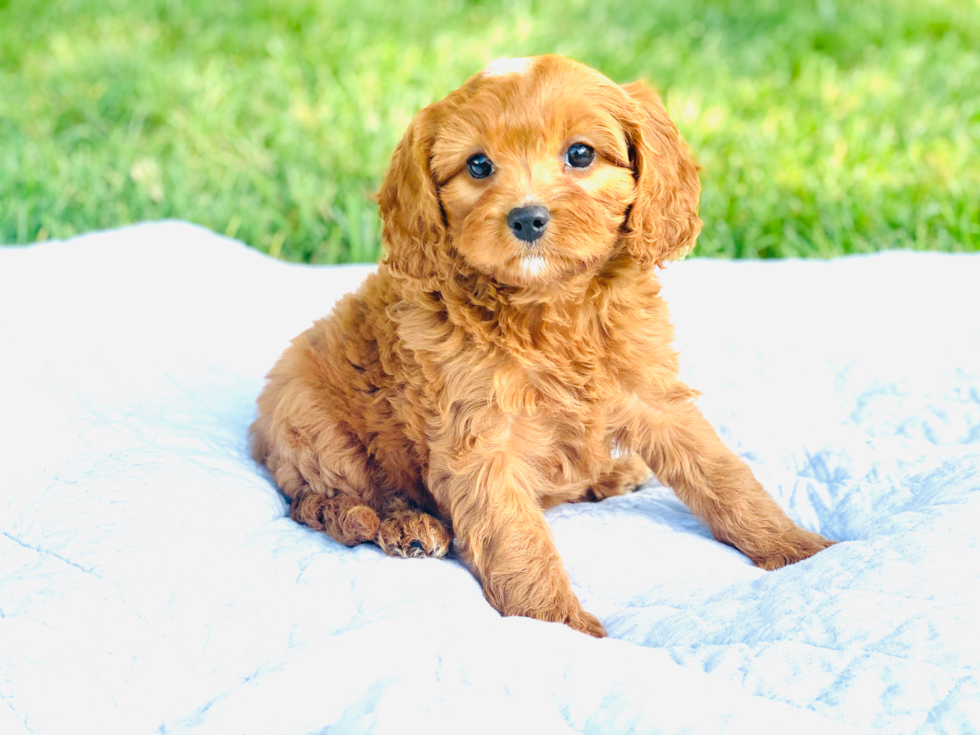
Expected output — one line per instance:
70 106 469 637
377 105 451 287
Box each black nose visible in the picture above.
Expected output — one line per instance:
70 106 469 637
507 205 550 243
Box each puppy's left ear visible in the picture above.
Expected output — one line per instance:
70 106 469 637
619 81 701 267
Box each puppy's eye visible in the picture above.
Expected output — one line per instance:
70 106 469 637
466 153 494 179
566 143 595 168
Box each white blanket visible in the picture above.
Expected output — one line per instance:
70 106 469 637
1 222 977 734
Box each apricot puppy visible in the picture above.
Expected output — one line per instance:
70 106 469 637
251 55 834 637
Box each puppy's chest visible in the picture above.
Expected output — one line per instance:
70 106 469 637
490 355 616 415
488 357 621 467
487 358 619 478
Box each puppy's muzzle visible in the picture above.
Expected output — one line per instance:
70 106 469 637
507 205 550 243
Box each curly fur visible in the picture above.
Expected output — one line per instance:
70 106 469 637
250 56 834 637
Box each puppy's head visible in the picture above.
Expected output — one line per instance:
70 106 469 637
379 56 700 288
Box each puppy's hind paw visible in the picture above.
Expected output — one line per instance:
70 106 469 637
377 510 453 559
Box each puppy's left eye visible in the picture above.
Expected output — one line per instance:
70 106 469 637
566 143 595 168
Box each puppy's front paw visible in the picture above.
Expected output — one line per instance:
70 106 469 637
567 608 607 638
508 599 607 638
751 527 836 571
377 510 452 559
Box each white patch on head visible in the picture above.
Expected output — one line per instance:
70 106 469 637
483 57 533 77
521 254 548 276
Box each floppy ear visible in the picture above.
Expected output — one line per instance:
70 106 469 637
377 105 451 287
619 81 701 268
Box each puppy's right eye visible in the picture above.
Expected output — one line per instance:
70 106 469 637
466 153 494 179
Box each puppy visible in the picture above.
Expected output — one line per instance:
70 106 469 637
250 55 834 637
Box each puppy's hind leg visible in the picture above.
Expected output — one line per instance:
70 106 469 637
251 412 382 547
271 456 381 546
254 418 449 554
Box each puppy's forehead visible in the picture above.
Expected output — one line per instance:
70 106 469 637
471 56 621 113
437 56 627 152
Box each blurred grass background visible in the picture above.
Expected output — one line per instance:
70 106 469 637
0 0 977 261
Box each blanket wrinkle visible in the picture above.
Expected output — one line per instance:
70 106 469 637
1 530 104 579
913 675 980 733
673 639 979 672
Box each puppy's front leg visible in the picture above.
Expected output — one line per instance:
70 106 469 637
624 398 835 569
429 449 606 638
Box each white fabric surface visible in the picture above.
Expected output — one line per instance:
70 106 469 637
1 221 977 734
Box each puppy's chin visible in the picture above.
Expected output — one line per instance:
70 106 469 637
519 252 550 278
491 249 601 288
471 247 559 288
510 251 553 285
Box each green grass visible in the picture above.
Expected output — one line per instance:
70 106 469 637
1 0 978 261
